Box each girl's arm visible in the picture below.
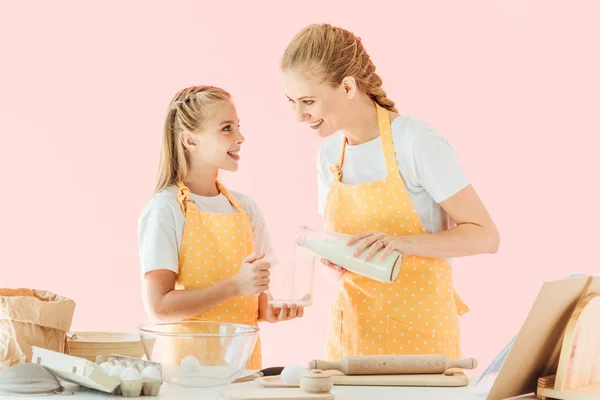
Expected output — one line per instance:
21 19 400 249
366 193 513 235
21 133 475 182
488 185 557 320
143 253 270 321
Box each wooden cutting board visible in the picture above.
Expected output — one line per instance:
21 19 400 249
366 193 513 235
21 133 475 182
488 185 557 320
256 370 469 387
220 388 334 400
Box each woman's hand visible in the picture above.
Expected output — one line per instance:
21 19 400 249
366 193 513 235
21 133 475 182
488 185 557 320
320 258 346 282
347 232 410 262
321 258 346 274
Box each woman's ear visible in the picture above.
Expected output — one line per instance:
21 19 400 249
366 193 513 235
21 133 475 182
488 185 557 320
341 76 358 99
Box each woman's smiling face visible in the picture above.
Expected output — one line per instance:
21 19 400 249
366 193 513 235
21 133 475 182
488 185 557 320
282 69 352 138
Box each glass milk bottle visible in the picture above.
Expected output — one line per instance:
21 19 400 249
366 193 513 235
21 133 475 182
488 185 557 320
295 226 402 283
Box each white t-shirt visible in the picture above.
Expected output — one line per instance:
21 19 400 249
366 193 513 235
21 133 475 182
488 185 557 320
317 114 470 234
138 185 277 276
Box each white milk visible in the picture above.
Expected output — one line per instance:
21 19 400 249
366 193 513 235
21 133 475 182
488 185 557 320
268 297 313 308
296 238 401 283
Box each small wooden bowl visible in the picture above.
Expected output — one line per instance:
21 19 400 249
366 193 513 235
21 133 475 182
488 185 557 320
66 332 144 361
300 369 333 394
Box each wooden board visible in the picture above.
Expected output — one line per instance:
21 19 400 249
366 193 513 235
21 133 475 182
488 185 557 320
220 388 334 400
542 277 595 378
537 383 600 400
555 294 600 391
486 275 600 400
256 371 468 387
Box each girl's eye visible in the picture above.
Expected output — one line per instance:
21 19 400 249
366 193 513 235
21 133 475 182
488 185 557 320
303 100 314 105
223 125 231 132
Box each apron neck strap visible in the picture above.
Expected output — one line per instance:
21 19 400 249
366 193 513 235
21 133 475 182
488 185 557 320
216 180 246 213
176 180 246 216
330 103 400 180
176 182 195 215
376 103 400 177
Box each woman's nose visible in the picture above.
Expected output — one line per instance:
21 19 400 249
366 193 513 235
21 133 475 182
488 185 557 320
296 107 308 122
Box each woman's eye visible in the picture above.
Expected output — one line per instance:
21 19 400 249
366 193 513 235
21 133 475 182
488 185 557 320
223 125 231 131
303 100 313 105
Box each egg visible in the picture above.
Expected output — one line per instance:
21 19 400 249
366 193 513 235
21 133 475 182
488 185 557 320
141 365 162 381
281 364 306 385
134 362 145 372
108 365 125 380
99 362 113 375
121 367 142 382
180 355 201 373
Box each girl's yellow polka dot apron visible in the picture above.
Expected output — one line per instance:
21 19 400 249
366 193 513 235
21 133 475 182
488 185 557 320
324 104 469 361
165 181 262 369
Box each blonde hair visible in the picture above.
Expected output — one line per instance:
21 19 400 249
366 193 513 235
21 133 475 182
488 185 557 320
280 23 397 113
154 85 231 194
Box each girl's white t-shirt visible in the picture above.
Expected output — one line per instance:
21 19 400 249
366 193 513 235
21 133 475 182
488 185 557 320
138 185 277 276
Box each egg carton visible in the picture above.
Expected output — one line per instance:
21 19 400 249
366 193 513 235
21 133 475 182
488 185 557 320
30 346 163 397
95 355 163 397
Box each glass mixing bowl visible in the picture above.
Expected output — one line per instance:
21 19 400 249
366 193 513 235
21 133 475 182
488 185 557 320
138 321 258 387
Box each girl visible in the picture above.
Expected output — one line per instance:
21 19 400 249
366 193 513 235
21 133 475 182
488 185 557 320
280 24 499 361
138 86 303 369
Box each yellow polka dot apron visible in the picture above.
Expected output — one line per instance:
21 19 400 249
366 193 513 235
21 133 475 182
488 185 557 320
166 181 261 369
324 103 469 361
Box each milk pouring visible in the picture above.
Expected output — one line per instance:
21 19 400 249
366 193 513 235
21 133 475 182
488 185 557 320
266 227 318 308
267 227 403 308
296 227 402 283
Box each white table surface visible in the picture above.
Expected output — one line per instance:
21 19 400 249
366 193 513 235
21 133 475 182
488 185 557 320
56 373 538 400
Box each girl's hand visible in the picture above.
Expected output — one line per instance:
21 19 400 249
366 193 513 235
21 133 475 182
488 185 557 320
260 303 304 322
258 292 304 323
232 253 271 296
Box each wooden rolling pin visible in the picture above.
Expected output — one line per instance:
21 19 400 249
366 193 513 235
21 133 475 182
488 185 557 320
308 355 478 375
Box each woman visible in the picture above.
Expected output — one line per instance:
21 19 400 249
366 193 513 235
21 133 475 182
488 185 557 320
138 85 303 369
280 24 499 361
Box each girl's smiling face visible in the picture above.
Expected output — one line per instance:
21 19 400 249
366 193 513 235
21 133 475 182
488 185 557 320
181 98 245 172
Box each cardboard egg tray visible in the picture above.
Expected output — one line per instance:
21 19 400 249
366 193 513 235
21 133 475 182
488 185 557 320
96 354 163 397
31 346 163 397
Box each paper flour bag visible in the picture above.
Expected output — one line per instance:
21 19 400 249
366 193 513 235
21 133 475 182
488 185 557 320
0 288 76 371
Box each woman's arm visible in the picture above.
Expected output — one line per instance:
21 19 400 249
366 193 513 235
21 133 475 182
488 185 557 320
352 184 500 261
352 123 499 261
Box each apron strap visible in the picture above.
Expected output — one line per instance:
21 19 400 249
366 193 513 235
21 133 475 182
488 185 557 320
177 180 247 215
329 138 347 181
329 103 400 181
216 180 247 214
177 182 195 216
376 103 401 178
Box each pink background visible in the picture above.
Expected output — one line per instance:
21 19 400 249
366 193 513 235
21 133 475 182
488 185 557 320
1 1 599 373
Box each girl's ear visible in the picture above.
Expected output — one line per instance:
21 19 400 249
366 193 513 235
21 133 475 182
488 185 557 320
181 131 198 152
